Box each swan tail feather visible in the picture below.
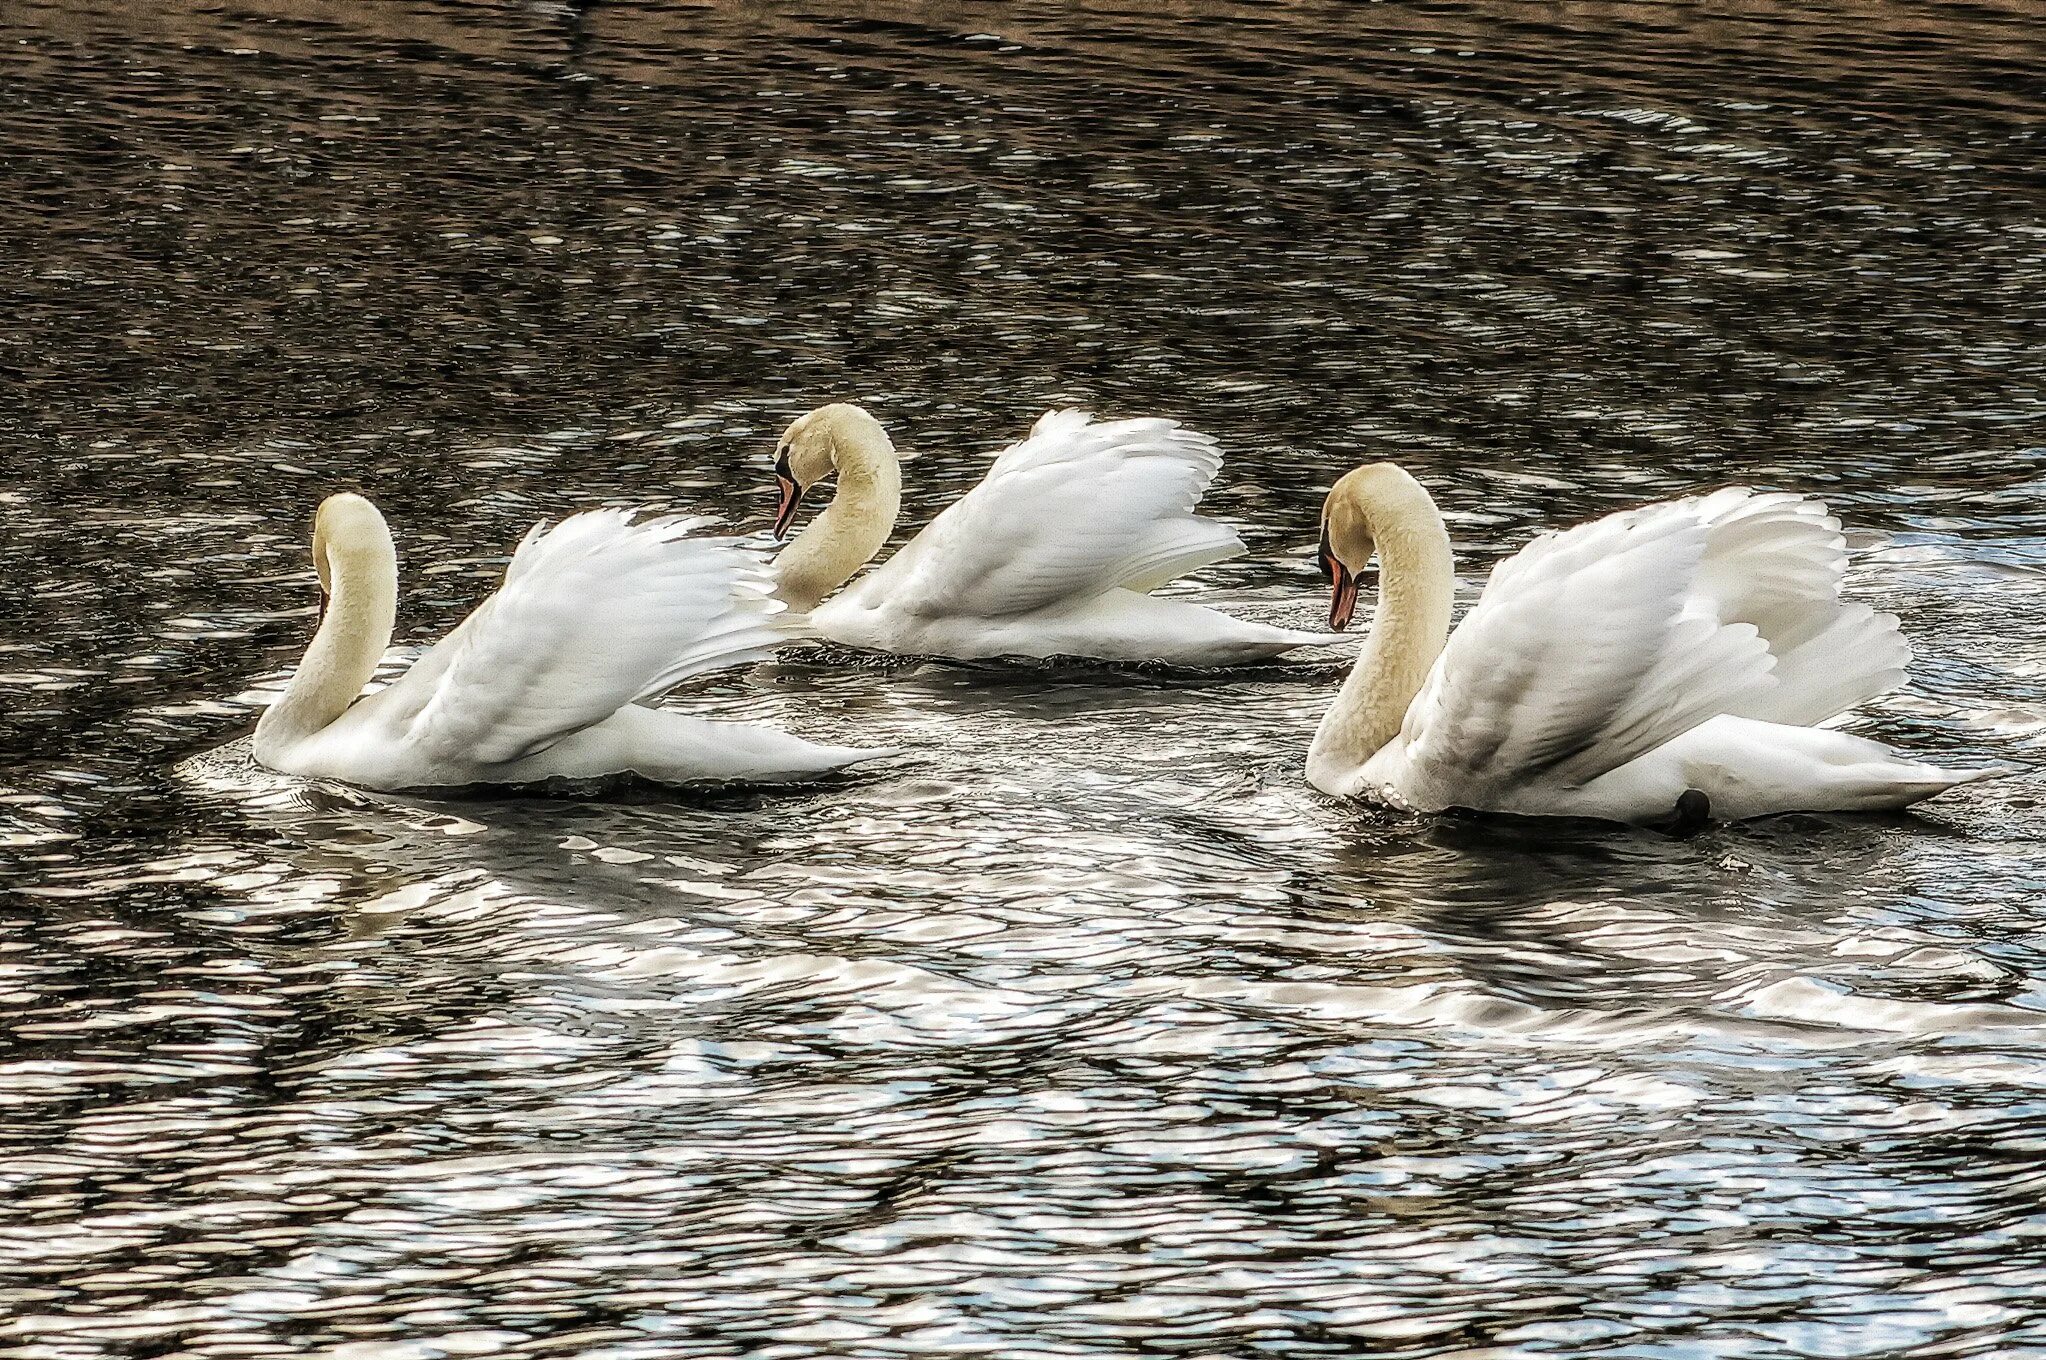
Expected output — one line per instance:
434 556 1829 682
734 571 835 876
1675 721 2021 818
553 707 900 785
1813 758 2016 813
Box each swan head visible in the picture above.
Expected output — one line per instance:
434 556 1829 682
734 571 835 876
1319 463 1428 630
772 403 892 539
311 492 394 597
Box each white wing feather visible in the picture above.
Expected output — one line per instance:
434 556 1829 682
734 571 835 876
1392 488 1907 808
860 410 1246 620
372 512 795 766
1677 489 1909 724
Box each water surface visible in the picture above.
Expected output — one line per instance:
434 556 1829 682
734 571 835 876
3 3 2044 1357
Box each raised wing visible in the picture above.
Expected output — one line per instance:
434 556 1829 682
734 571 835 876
861 410 1246 620
372 512 797 766
1391 488 1900 809
1677 489 1908 725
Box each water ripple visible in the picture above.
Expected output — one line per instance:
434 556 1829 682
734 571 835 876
2 1 2043 1356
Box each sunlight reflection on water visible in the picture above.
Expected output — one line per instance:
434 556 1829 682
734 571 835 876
2 1 2043 1356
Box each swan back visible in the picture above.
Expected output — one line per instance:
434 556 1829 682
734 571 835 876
380 512 798 769
1387 487 1909 811
844 410 1246 621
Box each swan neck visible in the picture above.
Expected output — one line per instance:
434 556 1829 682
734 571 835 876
1316 489 1455 777
255 534 396 755
775 430 901 611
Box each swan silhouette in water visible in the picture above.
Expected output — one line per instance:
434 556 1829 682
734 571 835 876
767 403 1341 665
1305 464 2012 824
252 494 891 791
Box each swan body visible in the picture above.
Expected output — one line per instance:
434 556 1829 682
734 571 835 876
252 495 891 791
1306 465 2012 824
770 405 1340 665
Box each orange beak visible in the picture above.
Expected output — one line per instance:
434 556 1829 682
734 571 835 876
772 452 803 539
1319 523 1359 631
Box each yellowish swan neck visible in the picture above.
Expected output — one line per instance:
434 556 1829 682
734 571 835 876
254 495 397 757
775 419 902 612
1311 466 1455 783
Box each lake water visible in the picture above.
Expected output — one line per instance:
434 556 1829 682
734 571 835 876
4 3 2045 1357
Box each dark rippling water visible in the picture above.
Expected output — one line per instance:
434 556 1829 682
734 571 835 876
4 3 2045 1356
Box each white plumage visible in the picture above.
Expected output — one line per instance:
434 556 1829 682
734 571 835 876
777 406 1339 665
254 496 891 791
1308 468 2012 824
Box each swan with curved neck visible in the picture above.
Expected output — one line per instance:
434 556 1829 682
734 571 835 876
254 493 398 764
1306 463 2010 824
1307 464 1455 789
250 492 891 791
768 403 1340 665
771 403 902 613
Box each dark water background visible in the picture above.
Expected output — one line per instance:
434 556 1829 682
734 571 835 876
3 2 2045 1356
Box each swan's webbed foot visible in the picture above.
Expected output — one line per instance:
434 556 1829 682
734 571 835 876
1643 788 1712 837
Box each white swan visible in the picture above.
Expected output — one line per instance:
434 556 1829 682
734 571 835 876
1306 464 2013 824
252 493 892 791
768 404 1341 665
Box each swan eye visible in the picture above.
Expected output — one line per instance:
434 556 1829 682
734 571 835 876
1316 523 1336 583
